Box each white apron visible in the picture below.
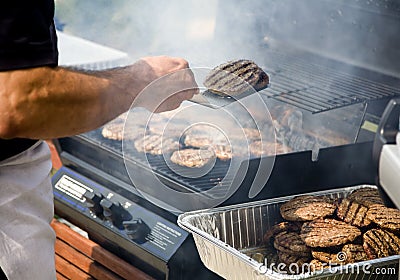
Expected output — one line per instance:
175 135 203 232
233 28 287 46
0 141 56 280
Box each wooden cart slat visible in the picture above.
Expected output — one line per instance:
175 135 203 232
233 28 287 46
51 219 154 280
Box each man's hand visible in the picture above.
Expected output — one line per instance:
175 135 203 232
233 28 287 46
125 56 199 112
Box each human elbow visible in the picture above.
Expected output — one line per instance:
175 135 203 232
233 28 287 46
0 94 23 139
0 116 18 139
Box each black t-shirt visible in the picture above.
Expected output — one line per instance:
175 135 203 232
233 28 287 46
0 1 58 161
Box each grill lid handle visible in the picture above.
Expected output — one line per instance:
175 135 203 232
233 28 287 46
372 98 400 208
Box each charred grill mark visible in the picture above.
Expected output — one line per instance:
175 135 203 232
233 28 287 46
370 230 390 257
133 134 179 155
377 229 400 255
233 64 258 79
362 229 399 259
208 65 255 91
349 200 360 225
205 61 253 87
337 199 370 227
300 219 361 247
341 199 352 222
348 201 360 226
358 206 370 226
204 70 234 89
204 59 269 96
363 233 379 258
385 234 400 254
273 231 311 256
347 187 384 207
280 195 336 222
218 59 251 72
367 205 400 230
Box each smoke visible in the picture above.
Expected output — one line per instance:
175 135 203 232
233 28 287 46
55 0 399 149
55 0 273 66
56 0 400 75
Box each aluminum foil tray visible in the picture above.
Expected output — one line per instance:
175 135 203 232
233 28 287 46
178 185 400 279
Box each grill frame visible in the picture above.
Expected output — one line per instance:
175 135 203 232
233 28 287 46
56 131 377 211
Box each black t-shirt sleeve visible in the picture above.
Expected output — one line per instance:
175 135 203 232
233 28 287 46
0 0 58 70
0 1 58 161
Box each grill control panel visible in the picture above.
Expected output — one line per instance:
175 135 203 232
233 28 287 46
52 166 190 278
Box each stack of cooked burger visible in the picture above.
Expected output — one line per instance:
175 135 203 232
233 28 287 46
252 187 400 274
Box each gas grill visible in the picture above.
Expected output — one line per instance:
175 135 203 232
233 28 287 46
53 1 400 279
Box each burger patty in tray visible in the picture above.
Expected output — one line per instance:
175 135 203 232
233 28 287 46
300 218 362 248
279 195 336 222
336 198 371 227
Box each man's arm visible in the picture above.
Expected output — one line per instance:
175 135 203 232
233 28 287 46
0 56 197 140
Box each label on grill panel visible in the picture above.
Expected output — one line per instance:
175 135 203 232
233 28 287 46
146 221 182 252
55 174 93 202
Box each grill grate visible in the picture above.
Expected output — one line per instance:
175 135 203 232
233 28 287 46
124 147 235 197
85 130 234 196
260 50 400 113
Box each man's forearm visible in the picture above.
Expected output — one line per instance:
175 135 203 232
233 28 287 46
0 56 197 140
0 66 134 139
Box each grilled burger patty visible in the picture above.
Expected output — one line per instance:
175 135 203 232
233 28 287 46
101 112 128 141
263 221 302 244
170 148 216 168
273 231 311 257
204 59 269 96
363 228 400 259
257 187 400 271
347 187 384 207
336 198 371 227
102 121 124 141
277 251 310 268
366 204 400 231
211 144 232 161
102 120 144 141
300 218 361 247
280 195 336 222
249 246 279 265
134 134 180 155
311 247 344 264
184 134 216 148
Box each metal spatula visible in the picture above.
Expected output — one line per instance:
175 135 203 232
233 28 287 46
190 86 269 109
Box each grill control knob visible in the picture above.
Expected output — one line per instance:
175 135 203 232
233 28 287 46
100 198 132 229
123 219 151 243
84 191 104 217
